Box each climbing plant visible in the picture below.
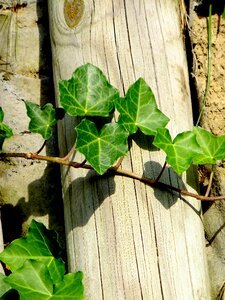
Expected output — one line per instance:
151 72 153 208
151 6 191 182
1 63 225 201
0 220 84 299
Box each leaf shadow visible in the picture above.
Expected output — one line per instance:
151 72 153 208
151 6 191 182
63 160 202 230
143 161 180 209
194 0 224 17
203 199 225 247
64 169 116 227
143 161 202 217
131 130 158 152
1 161 65 247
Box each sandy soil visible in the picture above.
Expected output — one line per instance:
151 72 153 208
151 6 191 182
190 9 225 299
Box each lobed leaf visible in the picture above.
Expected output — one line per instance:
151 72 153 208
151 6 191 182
1 221 84 299
153 128 201 174
193 127 225 164
0 107 13 150
53 272 84 299
25 101 57 140
0 273 12 298
75 119 129 174
115 78 169 135
59 63 119 117
0 220 64 284
48 257 65 285
5 261 84 300
5 260 53 300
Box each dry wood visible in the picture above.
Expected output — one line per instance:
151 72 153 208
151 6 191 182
48 0 210 299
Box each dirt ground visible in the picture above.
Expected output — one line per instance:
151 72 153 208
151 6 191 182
189 5 225 299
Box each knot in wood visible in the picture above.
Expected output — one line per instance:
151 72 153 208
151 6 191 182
64 0 84 29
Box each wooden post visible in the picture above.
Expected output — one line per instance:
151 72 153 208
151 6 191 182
48 0 210 298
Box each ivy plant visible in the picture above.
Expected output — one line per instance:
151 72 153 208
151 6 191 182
1 63 225 201
0 220 84 300
25 101 57 140
115 78 169 135
0 107 13 151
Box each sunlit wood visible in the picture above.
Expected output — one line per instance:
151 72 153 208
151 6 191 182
48 1 210 298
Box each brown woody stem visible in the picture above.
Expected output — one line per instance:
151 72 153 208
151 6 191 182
204 166 214 198
35 140 47 154
1 151 225 202
151 161 167 184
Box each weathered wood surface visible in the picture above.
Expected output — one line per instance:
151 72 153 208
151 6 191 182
48 0 210 299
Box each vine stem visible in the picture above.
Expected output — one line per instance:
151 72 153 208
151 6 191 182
151 161 167 184
35 140 47 154
204 165 214 197
1 151 225 201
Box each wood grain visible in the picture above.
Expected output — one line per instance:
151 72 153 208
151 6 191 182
64 0 84 28
48 0 210 299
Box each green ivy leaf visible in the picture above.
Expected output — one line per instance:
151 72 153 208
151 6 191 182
5 260 53 300
75 119 129 174
1 221 84 299
25 101 57 140
0 107 4 122
59 63 119 117
0 220 64 284
0 107 13 150
0 273 12 298
193 127 225 164
153 128 201 174
222 5 225 18
4 261 83 300
54 272 84 299
115 78 169 135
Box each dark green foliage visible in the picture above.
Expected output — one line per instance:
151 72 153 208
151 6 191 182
0 220 84 300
